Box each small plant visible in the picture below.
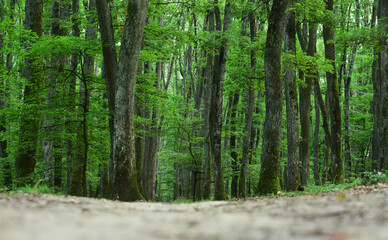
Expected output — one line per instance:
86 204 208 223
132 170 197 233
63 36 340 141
361 171 388 185
11 180 56 194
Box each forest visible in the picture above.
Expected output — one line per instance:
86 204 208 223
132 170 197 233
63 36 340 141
0 0 387 202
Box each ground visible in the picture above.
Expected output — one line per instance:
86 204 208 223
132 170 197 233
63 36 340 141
0 183 387 240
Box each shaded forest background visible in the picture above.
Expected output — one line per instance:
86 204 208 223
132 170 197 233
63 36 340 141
0 0 387 202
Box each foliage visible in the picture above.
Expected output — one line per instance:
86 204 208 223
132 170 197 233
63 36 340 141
10 181 59 195
0 0 386 202
361 171 388 185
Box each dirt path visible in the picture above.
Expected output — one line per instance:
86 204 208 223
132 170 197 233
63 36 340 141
0 184 387 240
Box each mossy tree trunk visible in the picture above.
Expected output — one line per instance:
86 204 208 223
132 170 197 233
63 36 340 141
256 0 288 195
284 4 300 191
111 0 149 201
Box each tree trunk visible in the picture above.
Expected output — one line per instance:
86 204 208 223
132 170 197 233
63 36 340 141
70 0 96 196
284 5 299 191
44 0 63 187
297 23 316 186
371 0 379 171
229 93 239 198
142 68 160 201
209 0 231 200
344 44 358 178
256 0 288 195
66 0 80 194
202 10 214 200
14 0 44 187
112 0 149 201
238 9 256 198
323 0 343 183
96 0 117 187
313 86 321 185
376 0 388 171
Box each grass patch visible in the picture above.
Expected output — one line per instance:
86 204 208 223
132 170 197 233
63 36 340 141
10 180 58 195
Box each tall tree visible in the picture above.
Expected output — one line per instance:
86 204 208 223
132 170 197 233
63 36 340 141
256 0 288 195
229 92 239 198
284 3 299 191
375 0 388 171
66 0 81 194
44 0 65 187
209 0 232 200
95 0 117 189
323 0 343 183
111 0 149 201
14 0 44 187
69 0 96 197
202 9 214 200
239 8 256 198
297 21 312 186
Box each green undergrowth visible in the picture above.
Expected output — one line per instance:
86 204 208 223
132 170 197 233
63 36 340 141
280 171 388 198
2 172 386 203
252 171 388 199
7 180 63 195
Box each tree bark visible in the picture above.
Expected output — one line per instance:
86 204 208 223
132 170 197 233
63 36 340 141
256 0 288 195
371 0 379 171
202 9 214 200
66 0 80 194
376 0 388 171
284 5 299 191
323 0 343 183
96 0 117 186
142 66 161 201
239 10 256 198
209 0 231 200
112 0 149 201
313 86 321 185
297 23 315 186
14 0 44 187
229 93 239 198
344 44 358 178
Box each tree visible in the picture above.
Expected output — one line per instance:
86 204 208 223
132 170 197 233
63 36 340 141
70 0 97 197
14 0 44 187
239 6 257 198
95 0 117 193
323 0 343 183
374 0 388 171
229 92 239 198
209 0 232 200
284 2 299 191
256 0 289 195
111 0 149 201
202 8 215 200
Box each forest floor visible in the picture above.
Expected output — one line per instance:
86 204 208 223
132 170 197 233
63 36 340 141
0 183 387 240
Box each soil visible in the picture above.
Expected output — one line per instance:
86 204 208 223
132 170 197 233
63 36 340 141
0 183 387 240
